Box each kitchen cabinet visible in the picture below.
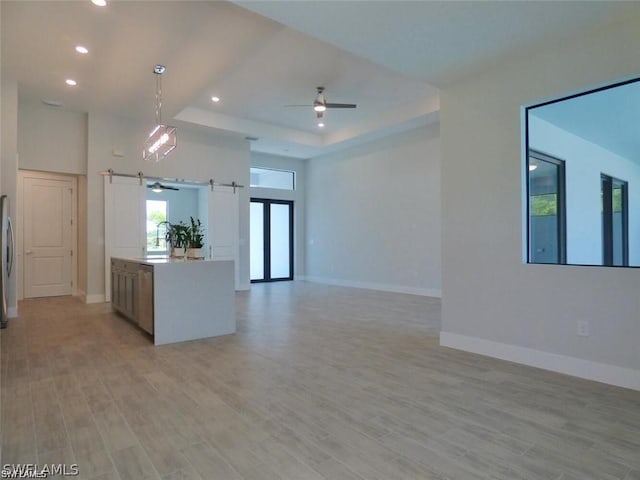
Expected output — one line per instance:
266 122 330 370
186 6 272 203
137 265 154 334
111 258 153 334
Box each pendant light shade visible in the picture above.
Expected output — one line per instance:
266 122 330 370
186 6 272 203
143 65 177 162
144 125 177 162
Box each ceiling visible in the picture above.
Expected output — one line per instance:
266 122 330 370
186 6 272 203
4 1 640 159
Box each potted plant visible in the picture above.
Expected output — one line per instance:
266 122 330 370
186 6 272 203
187 216 205 258
166 222 189 257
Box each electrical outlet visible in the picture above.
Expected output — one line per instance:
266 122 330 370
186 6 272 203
577 320 590 337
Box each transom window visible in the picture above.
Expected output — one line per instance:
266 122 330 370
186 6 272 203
250 167 295 191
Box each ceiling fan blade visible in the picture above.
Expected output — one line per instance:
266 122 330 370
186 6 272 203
325 103 357 109
147 182 179 191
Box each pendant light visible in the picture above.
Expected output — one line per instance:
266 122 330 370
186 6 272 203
143 65 177 162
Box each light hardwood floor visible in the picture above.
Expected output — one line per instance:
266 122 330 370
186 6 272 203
1 281 639 480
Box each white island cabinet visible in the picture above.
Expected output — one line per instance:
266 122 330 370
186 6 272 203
111 257 235 345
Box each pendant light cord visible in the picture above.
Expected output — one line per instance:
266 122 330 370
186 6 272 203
155 72 162 126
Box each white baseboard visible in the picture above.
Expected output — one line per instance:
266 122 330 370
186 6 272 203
85 294 106 304
302 275 441 298
8 306 18 318
440 331 640 391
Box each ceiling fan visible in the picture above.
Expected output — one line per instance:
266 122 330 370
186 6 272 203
148 181 179 193
286 87 357 118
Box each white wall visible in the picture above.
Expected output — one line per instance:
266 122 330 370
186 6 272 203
305 124 441 297
250 152 306 278
530 115 640 265
86 112 250 301
18 102 87 175
440 15 640 389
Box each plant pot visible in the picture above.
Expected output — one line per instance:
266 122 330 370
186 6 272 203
171 247 186 258
187 247 204 259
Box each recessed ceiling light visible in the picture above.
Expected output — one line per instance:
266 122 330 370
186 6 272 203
91 0 107 6
65 79 77 86
318 122 325 128
211 96 220 103
75 45 89 54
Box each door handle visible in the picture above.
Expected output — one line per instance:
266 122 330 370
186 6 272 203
7 217 15 276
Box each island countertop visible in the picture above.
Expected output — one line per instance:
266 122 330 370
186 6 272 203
115 255 233 266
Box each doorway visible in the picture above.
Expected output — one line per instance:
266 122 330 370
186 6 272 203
19 171 77 298
250 198 293 282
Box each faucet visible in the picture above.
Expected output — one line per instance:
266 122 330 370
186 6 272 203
155 221 171 247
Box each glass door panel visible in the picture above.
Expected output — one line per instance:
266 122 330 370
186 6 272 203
601 174 628 266
250 202 265 280
250 198 293 282
270 203 292 279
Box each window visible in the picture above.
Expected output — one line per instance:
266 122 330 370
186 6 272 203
601 174 628 266
250 167 295 190
528 151 566 264
146 200 168 255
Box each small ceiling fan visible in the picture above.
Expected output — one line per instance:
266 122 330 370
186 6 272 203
148 181 179 193
286 87 357 118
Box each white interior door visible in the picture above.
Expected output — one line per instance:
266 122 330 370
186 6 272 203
208 185 239 289
23 177 73 298
104 176 145 302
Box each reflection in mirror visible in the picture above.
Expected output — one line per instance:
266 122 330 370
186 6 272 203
528 151 565 264
526 78 640 267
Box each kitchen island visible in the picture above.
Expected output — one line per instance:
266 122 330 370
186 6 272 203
111 256 235 345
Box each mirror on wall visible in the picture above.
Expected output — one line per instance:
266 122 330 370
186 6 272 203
526 77 640 267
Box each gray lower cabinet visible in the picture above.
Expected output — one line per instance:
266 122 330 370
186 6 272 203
111 259 154 335
137 265 154 334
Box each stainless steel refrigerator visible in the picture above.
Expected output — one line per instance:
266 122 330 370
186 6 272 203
0 195 14 328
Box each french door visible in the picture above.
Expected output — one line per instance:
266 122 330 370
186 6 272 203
250 199 293 282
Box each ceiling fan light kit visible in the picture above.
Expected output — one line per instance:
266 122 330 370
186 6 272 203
143 64 178 162
287 86 357 126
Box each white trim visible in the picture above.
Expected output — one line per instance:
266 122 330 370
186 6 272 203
85 294 105 304
302 275 441 298
8 307 18 318
440 331 640 391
